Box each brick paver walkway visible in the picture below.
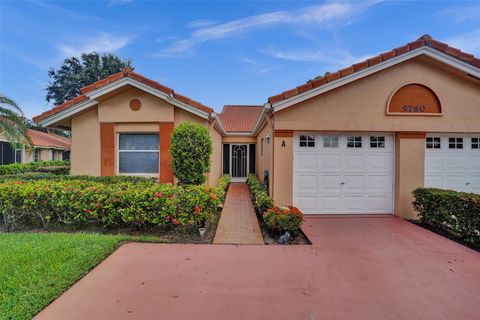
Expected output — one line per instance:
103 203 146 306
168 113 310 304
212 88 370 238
213 183 263 245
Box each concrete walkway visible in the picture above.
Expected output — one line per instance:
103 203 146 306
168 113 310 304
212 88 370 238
35 216 480 320
213 183 263 245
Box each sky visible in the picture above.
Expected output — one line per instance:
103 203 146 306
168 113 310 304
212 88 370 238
0 0 479 118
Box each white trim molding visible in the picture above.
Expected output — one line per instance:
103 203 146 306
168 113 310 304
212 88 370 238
272 47 480 113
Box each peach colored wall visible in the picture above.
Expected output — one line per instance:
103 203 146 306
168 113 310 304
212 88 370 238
222 136 257 143
395 135 425 219
208 125 222 186
273 134 292 205
71 108 101 175
274 57 480 132
98 87 174 123
256 122 273 194
271 57 480 216
174 108 209 127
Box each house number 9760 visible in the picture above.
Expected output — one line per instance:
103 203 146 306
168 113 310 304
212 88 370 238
402 105 425 112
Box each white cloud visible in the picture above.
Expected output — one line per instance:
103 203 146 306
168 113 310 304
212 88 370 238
240 57 281 76
444 29 480 55
260 47 377 69
58 32 133 57
108 0 134 7
440 5 480 22
187 19 218 29
154 1 380 57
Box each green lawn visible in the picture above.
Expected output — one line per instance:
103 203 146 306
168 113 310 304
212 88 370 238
0 232 160 319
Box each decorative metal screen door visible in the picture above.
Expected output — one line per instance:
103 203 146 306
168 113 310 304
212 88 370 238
231 144 248 180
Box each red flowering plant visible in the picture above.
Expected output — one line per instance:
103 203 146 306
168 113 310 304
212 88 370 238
263 205 304 234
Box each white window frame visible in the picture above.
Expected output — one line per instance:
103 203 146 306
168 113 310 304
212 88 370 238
299 135 315 148
448 137 463 149
347 135 362 148
116 132 160 176
323 135 339 148
426 137 441 149
370 136 385 148
471 137 480 150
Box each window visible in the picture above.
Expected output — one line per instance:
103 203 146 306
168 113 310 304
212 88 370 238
33 149 40 162
260 138 264 156
472 137 480 149
323 135 338 148
449 137 463 149
347 136 362 148
15 149 22 163
51 150 56 161
118 133 159 174
370 136 385 148
426 137 441 149
299 135 315 148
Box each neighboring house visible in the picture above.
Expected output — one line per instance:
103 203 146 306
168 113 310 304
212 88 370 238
0 128 70 164
33 35 480 218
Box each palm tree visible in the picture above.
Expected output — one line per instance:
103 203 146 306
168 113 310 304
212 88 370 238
0 95 31 146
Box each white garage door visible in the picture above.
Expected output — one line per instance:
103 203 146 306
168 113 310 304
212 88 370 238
425 134 480 193
293 133 394 214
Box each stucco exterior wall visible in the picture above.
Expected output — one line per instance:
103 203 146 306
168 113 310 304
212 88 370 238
256 122 273 194
98 87 174 123
71 108 101 175
208 125 222 186
272 134 293 206
395 134 425 219
222 136 257 143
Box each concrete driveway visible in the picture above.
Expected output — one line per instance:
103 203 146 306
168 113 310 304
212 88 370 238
35 216 480 320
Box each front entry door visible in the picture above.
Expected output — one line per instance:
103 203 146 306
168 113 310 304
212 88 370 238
231 144 248 182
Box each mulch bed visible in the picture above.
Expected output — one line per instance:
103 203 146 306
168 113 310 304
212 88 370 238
256 213 311 245
408 220 479 252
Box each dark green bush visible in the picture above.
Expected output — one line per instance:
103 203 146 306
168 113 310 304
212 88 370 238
246 174 274 213
0 174 157 184
0 176 230 231
412 188 480 244
170 122 212 185
0 160 70 175
36 166 70 175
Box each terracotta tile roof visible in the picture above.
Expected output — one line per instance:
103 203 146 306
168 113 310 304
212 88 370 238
268 35 480 104
217 105 263 132
27 129 71 150
33 67 213 123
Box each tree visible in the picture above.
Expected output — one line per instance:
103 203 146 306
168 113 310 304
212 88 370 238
170 122 213 185
46 52 133 106
0 95 31 146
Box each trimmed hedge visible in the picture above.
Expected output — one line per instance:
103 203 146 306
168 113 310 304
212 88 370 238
246 174 274 213
0 161 70 175
0 173 157 184
412 188 480 243
0 176 230 231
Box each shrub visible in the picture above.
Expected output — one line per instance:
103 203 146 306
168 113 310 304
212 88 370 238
0 160 70 175
246 174 273 213
0 174 157 184
263 206 304 234
36 166 70 175
412 188 480 243
214 175 230 203
170 122 212 185
0 176 228 231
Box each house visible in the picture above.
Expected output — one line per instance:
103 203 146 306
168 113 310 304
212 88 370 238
33 35 480 218
0 128 70 164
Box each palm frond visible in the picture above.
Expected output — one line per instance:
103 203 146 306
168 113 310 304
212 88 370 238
0 95 32 147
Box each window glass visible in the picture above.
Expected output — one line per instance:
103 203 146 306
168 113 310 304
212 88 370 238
118 133 159 174
448 137 463 149
370 136 385 148
15 150 22 163
299 135 315 148
472 137 479 149
347 136 362 148
33 150 40 162
426 137 441 149
119 134 159 151
323 135 339 148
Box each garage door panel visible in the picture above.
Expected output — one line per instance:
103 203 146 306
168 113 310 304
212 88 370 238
318 154 342 171
343 154 365 172
444 175 466 190
295 174 318 193
425 175 443 188
343 195 366 212
294 133 394 214
295 153 317 172
470 176 480 193
343 175 365 191
426 155 443 171
470 156 480 170
445 155 466 171
318 195 341 212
